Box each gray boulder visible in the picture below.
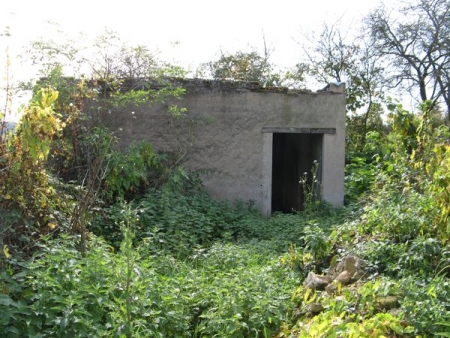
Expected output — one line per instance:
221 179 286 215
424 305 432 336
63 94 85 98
329 256 367 282
304 272 331 290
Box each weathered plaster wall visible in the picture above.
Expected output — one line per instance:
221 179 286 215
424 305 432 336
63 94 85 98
102 79 346 215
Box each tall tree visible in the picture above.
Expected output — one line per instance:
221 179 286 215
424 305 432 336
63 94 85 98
300 22 386 153
88 30 161 79
365 0 450 122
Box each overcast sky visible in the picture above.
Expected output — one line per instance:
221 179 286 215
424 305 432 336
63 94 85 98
1 0 385 119
2 0 385 70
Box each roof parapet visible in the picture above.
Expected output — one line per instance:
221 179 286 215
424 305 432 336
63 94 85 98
317 82 345 93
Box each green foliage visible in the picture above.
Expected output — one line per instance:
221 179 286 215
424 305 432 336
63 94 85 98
112 205 139 338
0 255 30 337
197 49 281 87
182 241 298 335
12 46 189 254
236 212 308 248
2 233 191 337
282 63 309 89
400 275 450 335
301 222 333 263
92 181 257 255
0 88 66 256
344 156 377 204
25 236 114 337
345 129 385 205
295 98 450 338
104 141 160 201
425 140 450 225
21 30 188 190
346 105 385 156
294 311 412 338
0 231 300 337
93 169 344 262
336 102 450 279
386 101 450 239
4 27 450 337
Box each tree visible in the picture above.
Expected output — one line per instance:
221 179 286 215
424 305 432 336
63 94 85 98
299 21 386 153
0 25 13 138
87 30 161 79
197 44 281 87
365 0 450 122
282 62 309 89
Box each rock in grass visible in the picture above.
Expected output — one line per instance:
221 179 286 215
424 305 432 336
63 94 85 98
325 282 337 295
376 296 400 310
335 270 352 285
329 256 367 282
304 272 331 290
306 303 324 315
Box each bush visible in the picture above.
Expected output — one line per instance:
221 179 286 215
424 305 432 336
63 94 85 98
91 175 262 255
345 156 377 204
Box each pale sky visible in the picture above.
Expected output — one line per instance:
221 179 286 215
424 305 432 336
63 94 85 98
1 0 384 119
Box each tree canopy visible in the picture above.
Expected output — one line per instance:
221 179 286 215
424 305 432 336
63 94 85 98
197 49 281 86
365 0 450 121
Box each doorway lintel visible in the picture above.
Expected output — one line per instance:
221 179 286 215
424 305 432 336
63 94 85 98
261 127 335 134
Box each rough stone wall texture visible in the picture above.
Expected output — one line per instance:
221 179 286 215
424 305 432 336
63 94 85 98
95 79 345 215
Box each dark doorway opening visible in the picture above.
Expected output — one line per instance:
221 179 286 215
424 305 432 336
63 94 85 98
271 133 323 213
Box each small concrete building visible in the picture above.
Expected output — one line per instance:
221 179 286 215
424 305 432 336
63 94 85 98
101 79 346 216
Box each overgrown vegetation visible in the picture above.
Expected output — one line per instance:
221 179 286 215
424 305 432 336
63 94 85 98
2 89 449 336
1 0 450 335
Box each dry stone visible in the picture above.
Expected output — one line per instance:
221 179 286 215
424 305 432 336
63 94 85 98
325 282 337 295
335 295 346 302
306 303 324 315
329 256 367 282
335 270 352 285
304 272 331 290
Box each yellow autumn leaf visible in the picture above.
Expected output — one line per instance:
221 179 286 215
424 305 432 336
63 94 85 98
3 245 11 259
51 90 59 103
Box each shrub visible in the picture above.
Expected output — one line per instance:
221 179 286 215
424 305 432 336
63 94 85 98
103 141 160 202
91 175 262 255
345 156 377 204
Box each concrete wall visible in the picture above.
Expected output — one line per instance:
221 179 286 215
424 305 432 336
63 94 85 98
101 79 346 215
